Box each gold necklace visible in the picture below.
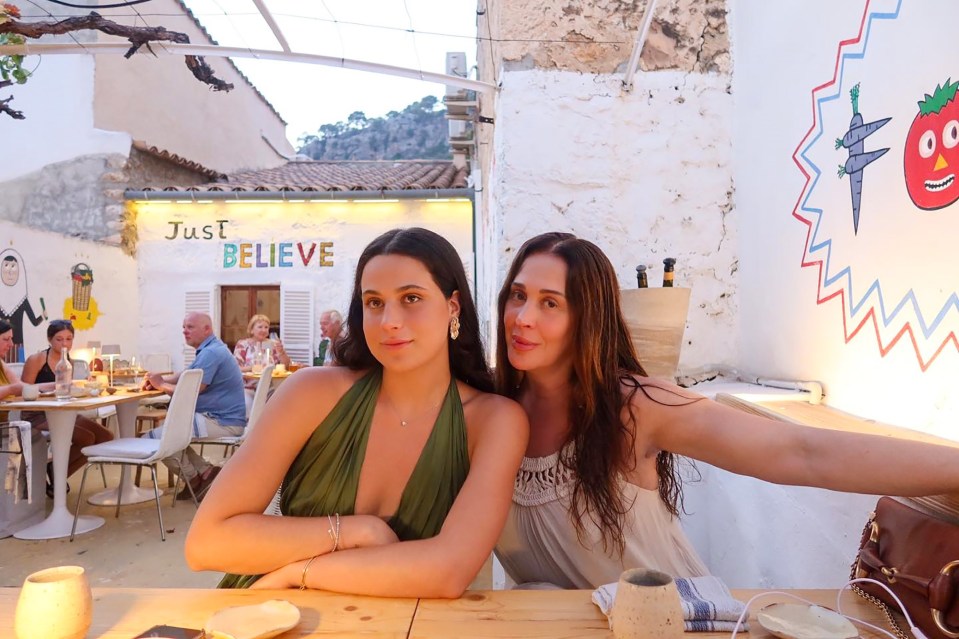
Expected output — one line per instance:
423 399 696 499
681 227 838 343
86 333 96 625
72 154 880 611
381 390 445 427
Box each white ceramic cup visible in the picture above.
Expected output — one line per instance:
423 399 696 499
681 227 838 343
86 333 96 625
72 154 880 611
21 384 39 401
14 565 93 639
611 568 684 639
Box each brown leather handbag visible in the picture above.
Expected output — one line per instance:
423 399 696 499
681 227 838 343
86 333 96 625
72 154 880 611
851 496 959 639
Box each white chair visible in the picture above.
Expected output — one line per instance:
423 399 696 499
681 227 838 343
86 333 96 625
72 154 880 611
70 369 203 542
195 365 273 458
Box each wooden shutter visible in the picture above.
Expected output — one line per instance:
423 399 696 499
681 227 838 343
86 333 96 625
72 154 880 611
182 289 215 367
280 285 314 364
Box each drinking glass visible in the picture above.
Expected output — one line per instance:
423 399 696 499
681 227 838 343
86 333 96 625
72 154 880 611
611 568 684 639
14 565 93 639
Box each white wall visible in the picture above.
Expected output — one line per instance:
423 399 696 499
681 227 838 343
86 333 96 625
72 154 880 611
489 68 738 372
134 199 475 370
0 56 130 182
735 0 959 433
681 0 959 588
0 220 138 358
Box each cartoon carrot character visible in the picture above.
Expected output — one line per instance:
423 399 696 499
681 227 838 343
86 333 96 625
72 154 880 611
836 83 890 234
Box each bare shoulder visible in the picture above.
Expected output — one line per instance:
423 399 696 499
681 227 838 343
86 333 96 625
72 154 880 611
458 383 529 444
621 375 705 409
280 366 365 398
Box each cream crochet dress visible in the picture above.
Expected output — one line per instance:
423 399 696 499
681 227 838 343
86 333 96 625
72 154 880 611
496 446 709 589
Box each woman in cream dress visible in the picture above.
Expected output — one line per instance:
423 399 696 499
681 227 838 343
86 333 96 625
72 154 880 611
494 232 959 589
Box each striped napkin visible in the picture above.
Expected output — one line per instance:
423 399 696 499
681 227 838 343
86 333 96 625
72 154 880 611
592 575 748 633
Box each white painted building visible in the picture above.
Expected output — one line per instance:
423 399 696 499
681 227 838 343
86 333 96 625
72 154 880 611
129 161 474 369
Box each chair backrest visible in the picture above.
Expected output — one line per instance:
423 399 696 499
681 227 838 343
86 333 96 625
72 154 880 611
244 365 274 440
143 353 172 373
154 369 203 459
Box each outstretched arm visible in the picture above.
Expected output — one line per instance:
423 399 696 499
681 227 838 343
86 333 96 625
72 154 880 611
638 380 959 496
250 393 529 598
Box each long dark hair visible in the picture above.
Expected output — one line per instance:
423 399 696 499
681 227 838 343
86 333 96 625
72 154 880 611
496 232 687 555
336 227 493 393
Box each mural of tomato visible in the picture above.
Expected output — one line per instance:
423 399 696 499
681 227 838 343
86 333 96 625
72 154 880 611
903 79 959 210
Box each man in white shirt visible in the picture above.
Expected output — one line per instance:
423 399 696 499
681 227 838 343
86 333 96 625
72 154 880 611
314 309 342 366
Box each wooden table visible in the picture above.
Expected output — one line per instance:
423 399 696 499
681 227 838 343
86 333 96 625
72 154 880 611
0 587 892 638
0 587 418 638
1 389 163 540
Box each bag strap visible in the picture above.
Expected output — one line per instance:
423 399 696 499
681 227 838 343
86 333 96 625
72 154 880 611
850 510 910 639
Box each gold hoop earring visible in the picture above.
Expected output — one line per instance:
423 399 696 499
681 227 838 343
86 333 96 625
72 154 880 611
449 316 460 340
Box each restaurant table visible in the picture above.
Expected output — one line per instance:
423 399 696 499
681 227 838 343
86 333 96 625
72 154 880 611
0 587 893 638
0 587 418 638
409 588 892 639
0 389 163 540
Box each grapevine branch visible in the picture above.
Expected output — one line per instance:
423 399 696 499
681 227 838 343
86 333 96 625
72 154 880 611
0 11 234 118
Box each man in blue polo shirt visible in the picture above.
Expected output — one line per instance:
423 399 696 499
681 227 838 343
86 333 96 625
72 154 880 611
143 312 245 500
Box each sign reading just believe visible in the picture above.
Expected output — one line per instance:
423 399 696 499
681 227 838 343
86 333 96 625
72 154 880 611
222 241 334 269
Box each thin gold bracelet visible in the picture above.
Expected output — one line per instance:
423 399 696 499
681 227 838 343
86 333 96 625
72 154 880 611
299 554 319 591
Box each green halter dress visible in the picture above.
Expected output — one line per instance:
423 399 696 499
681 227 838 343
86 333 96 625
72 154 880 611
219 369 470 588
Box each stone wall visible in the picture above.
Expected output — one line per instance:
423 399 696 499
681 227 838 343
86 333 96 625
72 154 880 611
0 147 210 247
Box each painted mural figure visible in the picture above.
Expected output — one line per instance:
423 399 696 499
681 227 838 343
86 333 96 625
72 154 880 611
904 78 959 211
836 83 890 234
0 248 46 361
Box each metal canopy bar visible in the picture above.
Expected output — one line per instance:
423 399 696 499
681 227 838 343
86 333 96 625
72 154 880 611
0 42 496 93
251 0 291 53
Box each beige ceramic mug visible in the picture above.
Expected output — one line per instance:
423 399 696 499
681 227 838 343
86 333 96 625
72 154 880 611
21 384 39 400
611 568 684 639
14 565 93 639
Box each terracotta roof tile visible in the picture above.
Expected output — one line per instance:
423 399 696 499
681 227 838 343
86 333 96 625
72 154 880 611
132 141 226 180
146 160 469 192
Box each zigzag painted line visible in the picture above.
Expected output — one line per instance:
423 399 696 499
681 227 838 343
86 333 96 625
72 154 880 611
789 0 958 370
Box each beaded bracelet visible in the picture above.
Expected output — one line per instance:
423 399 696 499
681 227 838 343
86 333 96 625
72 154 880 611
299 554 319 591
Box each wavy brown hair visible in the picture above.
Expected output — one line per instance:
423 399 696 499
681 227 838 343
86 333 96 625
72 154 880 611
495 232 689 556
336 227 493 393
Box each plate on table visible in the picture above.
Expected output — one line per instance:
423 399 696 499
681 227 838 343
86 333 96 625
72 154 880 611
756 603 858 639
204 599 300 639
39 390 56 397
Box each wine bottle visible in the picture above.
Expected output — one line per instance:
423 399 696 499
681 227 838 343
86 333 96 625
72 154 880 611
636 264 648 288
662 258 677 287
54 347 72 399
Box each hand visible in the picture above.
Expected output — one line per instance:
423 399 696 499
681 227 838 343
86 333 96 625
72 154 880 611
145 373 165 390
249 562 299 590
273 339 286 355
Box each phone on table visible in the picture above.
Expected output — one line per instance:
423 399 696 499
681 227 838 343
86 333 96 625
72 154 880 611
132 624 204 638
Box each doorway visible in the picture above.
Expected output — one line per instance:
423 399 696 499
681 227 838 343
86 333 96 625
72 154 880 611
220 285 280 352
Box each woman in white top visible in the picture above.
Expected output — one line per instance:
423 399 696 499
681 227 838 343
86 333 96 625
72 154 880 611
493 232 959 589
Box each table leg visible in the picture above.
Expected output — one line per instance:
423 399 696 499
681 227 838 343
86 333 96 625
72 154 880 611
14 410 105 540
87 401 163 506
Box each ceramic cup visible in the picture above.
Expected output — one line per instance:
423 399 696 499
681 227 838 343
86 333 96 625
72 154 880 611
611 569 684 639
275 363 286 374
21 384 39 401
14 565 93 639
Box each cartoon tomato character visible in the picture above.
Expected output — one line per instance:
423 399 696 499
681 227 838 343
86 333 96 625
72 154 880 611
904 79 959 210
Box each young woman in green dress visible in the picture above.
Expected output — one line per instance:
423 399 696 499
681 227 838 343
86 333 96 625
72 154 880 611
187 228 528 597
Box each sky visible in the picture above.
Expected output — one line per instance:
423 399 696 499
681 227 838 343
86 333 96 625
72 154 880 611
179 0 479 148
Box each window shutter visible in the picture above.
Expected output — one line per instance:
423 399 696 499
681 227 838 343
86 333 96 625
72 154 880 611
280 286 314 364
183 289 215 367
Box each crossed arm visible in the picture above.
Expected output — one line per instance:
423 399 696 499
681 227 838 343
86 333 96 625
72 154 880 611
185 368 529 598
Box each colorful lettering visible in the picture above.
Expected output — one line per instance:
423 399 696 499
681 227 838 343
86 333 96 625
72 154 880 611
239 243 253 268
223 244 237 268
279 243 292 267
